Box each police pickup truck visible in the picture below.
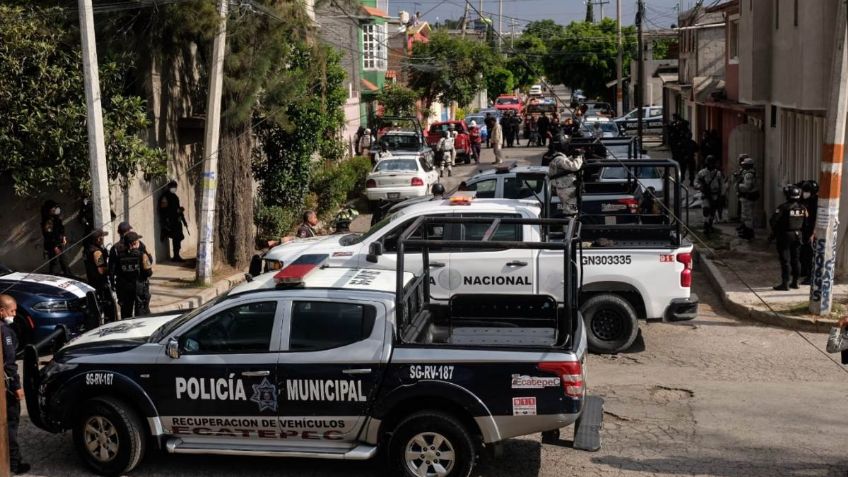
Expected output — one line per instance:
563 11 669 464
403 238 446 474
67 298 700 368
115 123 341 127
24 216 598 477
260 163 697 354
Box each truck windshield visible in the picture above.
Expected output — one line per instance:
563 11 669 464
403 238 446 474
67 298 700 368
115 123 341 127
148 293 230 342
345 211 400 245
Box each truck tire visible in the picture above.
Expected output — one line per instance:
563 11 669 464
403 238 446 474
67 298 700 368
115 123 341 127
73 397 146 476
389 410 475 477
581 294 639 354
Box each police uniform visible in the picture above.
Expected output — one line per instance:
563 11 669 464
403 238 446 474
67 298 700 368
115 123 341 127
441 132 455 177
1 320 24 472
797 181 819 282
115 233 153 318
695 164 725 232
769 195 808 290
84 234 116 325
735 162 758 239
296 222 317 238
548 152 583 216
42 212 71 276
159 181 185 261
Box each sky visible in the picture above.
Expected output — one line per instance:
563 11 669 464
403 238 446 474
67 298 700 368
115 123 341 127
388 0 702 31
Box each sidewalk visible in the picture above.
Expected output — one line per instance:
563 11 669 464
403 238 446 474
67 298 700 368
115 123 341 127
147 258 246 314
695 222 843 332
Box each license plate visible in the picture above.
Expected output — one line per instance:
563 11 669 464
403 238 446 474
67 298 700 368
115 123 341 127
387 192 400 199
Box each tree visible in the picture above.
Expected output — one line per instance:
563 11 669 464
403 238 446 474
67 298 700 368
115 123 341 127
506 34 547 90
544 18 637 99
523 20 566 43
652 37 678 60
409 30 498 109
0 5 167 197
377 84 419 116
485 67 515 97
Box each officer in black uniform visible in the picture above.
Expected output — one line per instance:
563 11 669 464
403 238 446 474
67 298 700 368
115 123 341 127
84 229 116 325
0 295 29 475
797 180 819 284
769 185 808 291
159 180 186 262
115 232 153 318
42 200 72 277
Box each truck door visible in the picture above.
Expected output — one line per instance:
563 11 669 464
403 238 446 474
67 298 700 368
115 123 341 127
276 299 387 445
154 299 284 444
363 213 457 301
448 213 534 295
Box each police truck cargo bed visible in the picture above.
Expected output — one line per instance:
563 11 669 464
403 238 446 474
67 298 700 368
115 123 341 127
24 216 594 477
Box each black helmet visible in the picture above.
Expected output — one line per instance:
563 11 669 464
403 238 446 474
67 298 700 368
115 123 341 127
555 133 571 153
431 183 445 196
705 155 717 168
784 184 802 200
800 180 819 193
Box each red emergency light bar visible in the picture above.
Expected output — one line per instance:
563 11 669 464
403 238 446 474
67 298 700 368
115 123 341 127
273 254 329 286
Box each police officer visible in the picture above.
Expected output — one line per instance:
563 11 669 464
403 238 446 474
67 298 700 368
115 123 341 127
83 229 116 325
296 211 319 238
333 206 359 234
548 133 584 216
769 185 808 290
797 180 819 284
115 231 153 318
440 128 455 177
695 155 726 234
158 180 186 262
78 196 95 236
0 295 29 475
735 154 758 239
42 200 72 276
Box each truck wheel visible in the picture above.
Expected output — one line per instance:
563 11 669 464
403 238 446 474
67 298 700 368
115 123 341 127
581 294 639 354
389 411 475 477
73 397 146 476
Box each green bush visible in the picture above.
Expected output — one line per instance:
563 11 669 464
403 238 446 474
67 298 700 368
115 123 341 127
254 204 299 243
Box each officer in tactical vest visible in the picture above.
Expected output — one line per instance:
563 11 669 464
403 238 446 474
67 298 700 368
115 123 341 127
769 184 808 291
0 295 29 475
159 180 187 262
735 154 758 240
115 231 153 318
333 206 360 234
548 133 584 216
83 229 116 325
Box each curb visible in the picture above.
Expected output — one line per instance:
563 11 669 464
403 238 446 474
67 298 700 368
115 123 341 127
696 250 836 333
149 272 247 314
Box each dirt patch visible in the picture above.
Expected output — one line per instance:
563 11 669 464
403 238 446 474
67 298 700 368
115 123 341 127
650 385 694 402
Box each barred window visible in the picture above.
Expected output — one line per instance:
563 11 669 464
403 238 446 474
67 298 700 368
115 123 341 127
362 23 387 71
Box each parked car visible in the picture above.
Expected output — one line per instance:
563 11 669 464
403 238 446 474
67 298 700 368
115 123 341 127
365 156 439 205
425 120 472 164
0 263 97 350
493 95 523 114
369 116 434 165
580 119 625 138
614 106 664 132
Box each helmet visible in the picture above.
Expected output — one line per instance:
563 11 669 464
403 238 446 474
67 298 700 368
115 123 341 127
431 183 445 196
555 133 571 153
741 156 755 167
784 184 802 200
705 155 717 167
364 128 371 134
801 180 819 193
738 153 750 162
470 120 477 127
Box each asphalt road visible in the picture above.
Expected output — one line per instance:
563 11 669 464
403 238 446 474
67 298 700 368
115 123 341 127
17 145 848 476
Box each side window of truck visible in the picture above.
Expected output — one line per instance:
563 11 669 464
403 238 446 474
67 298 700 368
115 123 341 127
503 177 545 200
459 213 522 251
382 215 457 253
289 302 377 351
180 301 278 354
465 178 497 198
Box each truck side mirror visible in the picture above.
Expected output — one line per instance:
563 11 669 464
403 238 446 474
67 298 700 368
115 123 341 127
166 338 180 359
367 242 384 263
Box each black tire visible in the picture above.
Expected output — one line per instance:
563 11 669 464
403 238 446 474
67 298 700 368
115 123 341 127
581 294 639 354
389 411 475 477
73 397 146 476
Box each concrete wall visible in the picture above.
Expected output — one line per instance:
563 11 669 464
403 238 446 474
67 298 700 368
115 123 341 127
629 59 677 107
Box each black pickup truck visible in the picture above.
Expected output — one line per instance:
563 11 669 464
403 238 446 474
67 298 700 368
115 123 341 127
24 216 602 477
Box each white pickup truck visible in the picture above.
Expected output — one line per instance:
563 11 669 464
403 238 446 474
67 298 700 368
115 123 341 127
260 193 697 353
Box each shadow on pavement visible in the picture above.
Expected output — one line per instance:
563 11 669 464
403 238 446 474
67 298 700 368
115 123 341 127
591 454 848 476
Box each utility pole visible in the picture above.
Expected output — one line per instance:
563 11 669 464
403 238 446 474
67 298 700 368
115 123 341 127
79 0 112 241
636 0 645 149
598 0 609 20
196 0 228 286
498 0 503 49
809 0 848 315
616 0 623 116
510 18 517 49
461 0 469 37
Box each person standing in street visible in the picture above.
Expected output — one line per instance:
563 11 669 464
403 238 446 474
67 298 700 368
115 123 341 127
441 127 455 177
83 229 116 325
797 180 819 284
41 200 72 277
769 185 808 290
484 113 496 148
538 113 550 147
503 111 515 148
78 196 95 236
114 231 153 318
158 180 186 262
0 295 30 475
490 120 504 164
695 155 726 234
297 210 319 238
548 133 584 216
735 154 758 240
468 120 482 164
358 128 372 156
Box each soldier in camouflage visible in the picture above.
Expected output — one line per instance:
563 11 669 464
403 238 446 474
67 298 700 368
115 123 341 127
334 206 360 234
734 154 758 240
548 134 583 216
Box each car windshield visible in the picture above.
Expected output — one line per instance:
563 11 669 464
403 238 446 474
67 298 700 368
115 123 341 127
496 97 519 105
345 211 400 245
380 134 420 150
149 293 231 342
375 159 418 172
599 122 619 133
601 166 661 180
429 124 461 135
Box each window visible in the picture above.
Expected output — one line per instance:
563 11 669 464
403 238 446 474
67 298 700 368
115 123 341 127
289 302 376 351
419 157 434 172
460 214 521 242
464 178 497 198
374 159 418 172
728 19 739 62
181 301 277 354
362 23 387 71
649 108 663 118
504 176 545 200
382 216 453 253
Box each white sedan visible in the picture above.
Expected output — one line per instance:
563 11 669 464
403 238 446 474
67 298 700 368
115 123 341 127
365 156 439 203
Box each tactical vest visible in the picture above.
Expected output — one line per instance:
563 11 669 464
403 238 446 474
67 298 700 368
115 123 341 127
116 250 142 286
786 203 807 231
